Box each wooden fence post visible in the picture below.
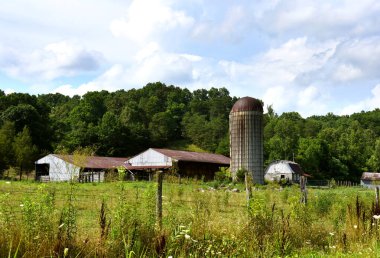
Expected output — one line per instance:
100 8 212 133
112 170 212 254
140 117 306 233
156 170 164 232
376 186 380 214
245 171 252 206
300 175 307 204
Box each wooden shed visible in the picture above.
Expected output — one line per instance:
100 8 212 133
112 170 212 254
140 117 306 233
360 172 380 188
264 160 308 183
125 148 230 180
35 154 128 182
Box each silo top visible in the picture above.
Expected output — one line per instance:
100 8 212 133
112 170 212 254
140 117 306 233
231 97 263 113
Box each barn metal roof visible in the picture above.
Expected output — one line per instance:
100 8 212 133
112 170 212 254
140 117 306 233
231 96 263 113
267 160 308 176
152 148 230 165
361 172 380 180
53 154 128 169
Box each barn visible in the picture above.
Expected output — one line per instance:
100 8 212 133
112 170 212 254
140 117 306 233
264 160 308 183
125 148 230 180
360 172 380 188
35 154 128 182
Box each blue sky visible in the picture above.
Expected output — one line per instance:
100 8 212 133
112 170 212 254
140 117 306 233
1 0 380 117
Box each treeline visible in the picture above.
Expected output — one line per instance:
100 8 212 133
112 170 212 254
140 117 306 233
0 82 379 181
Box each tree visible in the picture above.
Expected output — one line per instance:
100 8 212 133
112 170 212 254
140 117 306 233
0 121 15 173
367 139 380 172
149 112 177 145
13 126 38 180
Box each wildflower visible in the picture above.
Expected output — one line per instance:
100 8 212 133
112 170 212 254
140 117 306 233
354 225 358 229
185 234 191 240
5 182 10 184
19 204 24 207
329 232 335 236
373 214 380 220
64 248 69 257
330 245 336 249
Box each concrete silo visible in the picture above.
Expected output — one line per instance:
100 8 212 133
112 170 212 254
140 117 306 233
229 97 264 184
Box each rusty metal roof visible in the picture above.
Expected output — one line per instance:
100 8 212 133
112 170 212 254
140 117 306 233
231 97 263 113
125 165 172 170
361 172 380 180
53 154 128 169
152 148 230 165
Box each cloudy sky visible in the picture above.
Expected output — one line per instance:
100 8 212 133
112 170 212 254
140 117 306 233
1 0 380 117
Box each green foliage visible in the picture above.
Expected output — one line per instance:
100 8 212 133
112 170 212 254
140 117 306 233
0 83 379 182
13 126 38 178
1 181 380 256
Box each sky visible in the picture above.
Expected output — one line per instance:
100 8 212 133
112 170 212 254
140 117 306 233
1 0 380 117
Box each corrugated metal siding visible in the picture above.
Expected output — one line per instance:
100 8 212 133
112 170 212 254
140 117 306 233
230 110 264 184
126 149 173 167
36 154 80 181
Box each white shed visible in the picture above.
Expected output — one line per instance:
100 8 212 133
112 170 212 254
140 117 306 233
125 148 230 180
264 160 306 183
360 172 380 188
35 154 128 182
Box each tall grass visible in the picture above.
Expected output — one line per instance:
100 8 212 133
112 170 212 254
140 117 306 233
0 180 380 257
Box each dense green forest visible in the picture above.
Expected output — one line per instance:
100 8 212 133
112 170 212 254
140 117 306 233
0 82 379 181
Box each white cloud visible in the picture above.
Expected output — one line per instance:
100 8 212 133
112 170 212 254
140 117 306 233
4 88 15 94
257 0 380 38
262 86 290 111
340 84 380 114
0 41 103 81
333 64 362 81
110 0 194 42
192 5 248 42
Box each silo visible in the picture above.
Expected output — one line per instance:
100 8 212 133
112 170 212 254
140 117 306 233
229 97 264 184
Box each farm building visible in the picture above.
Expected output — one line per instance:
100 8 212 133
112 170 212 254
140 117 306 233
360 172 380 188
125 148 230 180
264 160 308 183
35 154 128 182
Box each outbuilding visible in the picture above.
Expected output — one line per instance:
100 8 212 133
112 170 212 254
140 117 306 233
35 154 128 182
125 148 230 180
360 172 380 188
264 160 307 183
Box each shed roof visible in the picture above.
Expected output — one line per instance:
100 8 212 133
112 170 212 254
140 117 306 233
53 154 128 169
267 160 307 176
152 148 230 165
361 172 380 180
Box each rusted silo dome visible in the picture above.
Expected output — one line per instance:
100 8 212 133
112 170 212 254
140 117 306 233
231 97 263 113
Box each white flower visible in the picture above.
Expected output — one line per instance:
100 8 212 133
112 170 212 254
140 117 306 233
354 225 358 229
5 182 10 184
373 215 380 220
185 234 191 240
19 204 24 207
329 232 334 236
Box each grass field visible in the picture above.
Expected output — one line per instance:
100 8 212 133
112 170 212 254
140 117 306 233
0 178 379 257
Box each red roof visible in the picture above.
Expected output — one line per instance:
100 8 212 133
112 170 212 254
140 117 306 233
53 154 128 169
151 148 230 165
125 165 172 170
